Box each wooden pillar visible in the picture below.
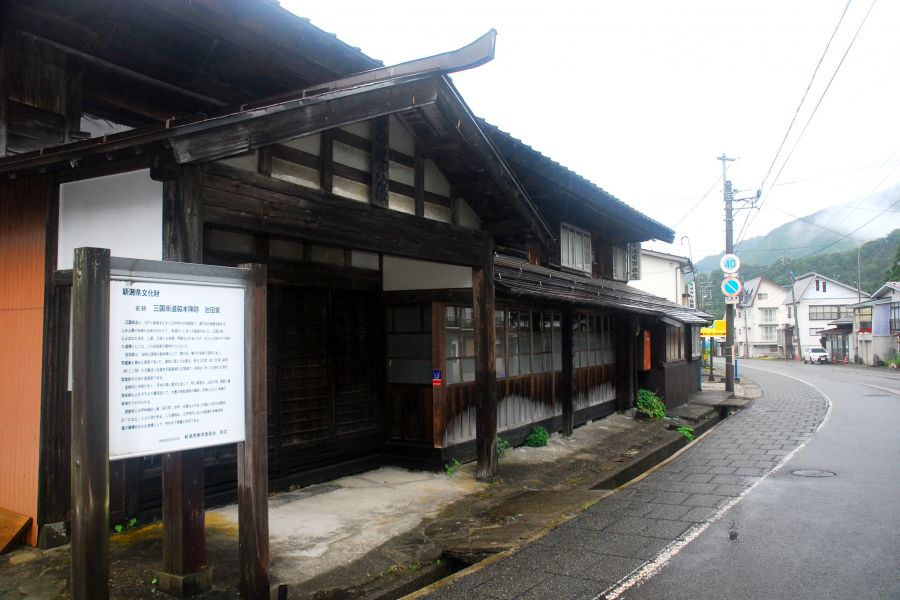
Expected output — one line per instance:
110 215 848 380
163 166 203 263
238 263 269 598
449 197 460 226
414 149 425 217
0 30 8 157
159 166 210 596
560 308 574 436
370 116 389 208
320 129 334 193
258 147 273 177
431 301 446 448
473 242 497 481
615 316 637 411
70 247 110 600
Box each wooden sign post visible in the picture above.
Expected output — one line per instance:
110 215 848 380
69 248 269 599
71 247 111 600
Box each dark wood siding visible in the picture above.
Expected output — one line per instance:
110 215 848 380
271 285 381 476
333 291 379 436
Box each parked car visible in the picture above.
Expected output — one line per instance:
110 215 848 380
804 347 830 364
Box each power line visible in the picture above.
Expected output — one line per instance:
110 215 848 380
747 0 877 235
671 175 722 227
737 0 878 247
818 145 900 231
800 195 900 258
766 204 870 240
757 0 852 195
736 150 900 253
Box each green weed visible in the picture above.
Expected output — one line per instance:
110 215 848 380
444 458 462 477
525 425 550 447
114 516 138 534
497 437 511 458
636 389 666 419
676 426 695 441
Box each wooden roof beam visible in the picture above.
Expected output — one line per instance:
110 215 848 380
435 78 555 249
149 0 380 85
169 77 441 164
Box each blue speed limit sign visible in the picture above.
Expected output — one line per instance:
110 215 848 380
720 253 741 274
721 277 742 297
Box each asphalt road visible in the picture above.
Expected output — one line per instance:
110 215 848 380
618 361 900 600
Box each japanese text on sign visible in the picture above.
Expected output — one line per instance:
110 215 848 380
109 279 245 459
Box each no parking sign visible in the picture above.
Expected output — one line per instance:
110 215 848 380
721 276 742 297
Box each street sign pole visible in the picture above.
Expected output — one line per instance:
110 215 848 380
719 154 736 393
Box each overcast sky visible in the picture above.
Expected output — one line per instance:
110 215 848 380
284 0 900 263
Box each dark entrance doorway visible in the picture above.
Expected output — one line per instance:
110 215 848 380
268 284 383 483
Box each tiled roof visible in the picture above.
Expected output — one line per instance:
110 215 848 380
479 121 675 243
494 254 712 325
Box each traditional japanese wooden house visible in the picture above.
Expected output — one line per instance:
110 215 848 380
0 0 710 549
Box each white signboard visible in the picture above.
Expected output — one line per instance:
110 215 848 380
720 253 741 274
108 278 245 460
725 295 740 304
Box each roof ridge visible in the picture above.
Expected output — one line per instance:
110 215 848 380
477 119 674 239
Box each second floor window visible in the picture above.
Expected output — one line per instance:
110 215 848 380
666 324 683 361
561 224 591 273
445 306 475 383
612 246 627 281
761 308 777 323
809 305 840 321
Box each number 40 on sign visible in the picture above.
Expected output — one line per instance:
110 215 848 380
719 253 740 274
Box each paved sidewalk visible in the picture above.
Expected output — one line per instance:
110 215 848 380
415 373 829 600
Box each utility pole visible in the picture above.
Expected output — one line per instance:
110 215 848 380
719 154 736 393
782 257 802 359
743 298 750 359
857 248 862 302
681 236 698 309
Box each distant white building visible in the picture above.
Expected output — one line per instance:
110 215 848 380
852 282 900 365
781 273 864 358
735 277 789 358
629 249 692 306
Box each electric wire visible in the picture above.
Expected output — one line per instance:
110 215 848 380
818 144 900 232
757 0 853 195
671 175 722 227
799 195 900 258
736 0 878 248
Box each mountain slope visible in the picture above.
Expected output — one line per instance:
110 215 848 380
695 228 900 319
696 184 900 272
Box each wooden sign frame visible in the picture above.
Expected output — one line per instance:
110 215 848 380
70 248 269 599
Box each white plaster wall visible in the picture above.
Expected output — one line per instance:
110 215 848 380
283 133 320 155
458 199 481 229
216 150 258 172
389 116 416 156
58 169 162 270
629 254 684 304
741 280 788 355
424 160 450 197
382 256 472 291
788 277 859 354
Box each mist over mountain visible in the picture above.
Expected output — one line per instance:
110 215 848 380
696 184 900 272
694 228 900 320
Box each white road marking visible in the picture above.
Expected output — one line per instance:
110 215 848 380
860 382 900 397
599 366 833 600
